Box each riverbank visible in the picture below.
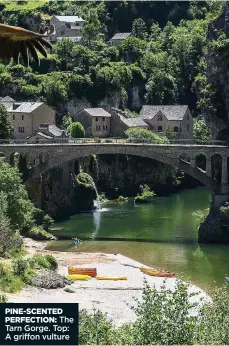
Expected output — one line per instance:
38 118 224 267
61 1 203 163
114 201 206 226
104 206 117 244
7 238 211 326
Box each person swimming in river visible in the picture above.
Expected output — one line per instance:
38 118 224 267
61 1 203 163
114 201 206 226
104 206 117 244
72 237 80 246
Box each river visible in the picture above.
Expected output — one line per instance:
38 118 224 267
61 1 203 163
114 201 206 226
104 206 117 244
47 188 229 292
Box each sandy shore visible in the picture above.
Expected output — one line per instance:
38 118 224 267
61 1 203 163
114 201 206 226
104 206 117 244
7 239 211 326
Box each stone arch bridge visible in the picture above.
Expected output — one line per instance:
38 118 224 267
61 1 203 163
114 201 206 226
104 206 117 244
0 142 229 208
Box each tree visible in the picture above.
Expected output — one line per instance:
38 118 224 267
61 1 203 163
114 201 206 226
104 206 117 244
0 191 23 257
0 160 35 233
132 18 148 40
70 122 85 138
145 71 178 104
193 117 211 141
53 38 74 70
63 113 72 133
125 127 166 144
40 74 69 106
0 104 12 139
81 9 102 48
166 126 177 140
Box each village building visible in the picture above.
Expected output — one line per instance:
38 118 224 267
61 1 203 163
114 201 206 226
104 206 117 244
108 32 132 45
110 108 149 137
74 108 111 137
0 97 56 139
139 105 193 139
26 124 68 143
50 15 84 43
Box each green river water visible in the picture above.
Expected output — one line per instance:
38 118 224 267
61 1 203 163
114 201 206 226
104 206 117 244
47 188 229 292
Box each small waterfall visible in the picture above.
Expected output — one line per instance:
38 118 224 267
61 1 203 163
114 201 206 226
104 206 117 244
93 183 101 210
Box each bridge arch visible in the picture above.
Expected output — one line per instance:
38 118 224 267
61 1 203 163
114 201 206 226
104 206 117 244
195 153 207 171
29 145 219 189
179 153 190 164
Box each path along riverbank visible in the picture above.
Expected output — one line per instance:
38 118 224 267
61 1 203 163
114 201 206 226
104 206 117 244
7 239 211 326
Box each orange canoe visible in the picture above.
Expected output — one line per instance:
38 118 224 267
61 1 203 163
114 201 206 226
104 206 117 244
68 267 97 277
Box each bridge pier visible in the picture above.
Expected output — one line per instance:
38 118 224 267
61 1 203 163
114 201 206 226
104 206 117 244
211 156 229 208
205 158 211 176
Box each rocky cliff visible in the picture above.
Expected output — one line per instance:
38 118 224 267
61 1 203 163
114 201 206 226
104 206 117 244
199 2 229 139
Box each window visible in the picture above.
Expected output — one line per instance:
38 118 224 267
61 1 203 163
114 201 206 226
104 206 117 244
103 125 105 130
96 117 98 121
13 114 15 120
22 114 24 120
158 115 163 121
18 127 24 133
61 30 65 35
106 125 108 130
103 117 105 121
96 125 101 131
187 124 189 131
158 126 162 132
174 126 179 132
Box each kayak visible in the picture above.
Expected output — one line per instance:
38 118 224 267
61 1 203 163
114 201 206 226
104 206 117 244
67 274 91 280
96 276 127 280
68 267 97 277
142 271 175 277
141 268 175 277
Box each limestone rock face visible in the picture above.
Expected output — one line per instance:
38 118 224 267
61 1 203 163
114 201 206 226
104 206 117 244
200 3 229 139
198 202 229 243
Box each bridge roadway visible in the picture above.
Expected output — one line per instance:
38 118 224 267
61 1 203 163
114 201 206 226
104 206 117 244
0 140 229 207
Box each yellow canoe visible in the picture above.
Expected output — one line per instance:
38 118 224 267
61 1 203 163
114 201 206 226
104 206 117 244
67 274 91 280
96 276 127 281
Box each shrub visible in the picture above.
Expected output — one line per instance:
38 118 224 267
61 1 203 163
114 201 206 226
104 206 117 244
78 280 229 345
0 274 24 293
70 122 85 138
28 226 54 240
28 254 57 270
125 128 166 144
22 267 37 285
135 184 156 203
28 254 50 270
32 209 54 231
0 262 11 276
44 254 58 270
0 294 7 303
13 259 28 276
117 196 128 202
79 309 114 345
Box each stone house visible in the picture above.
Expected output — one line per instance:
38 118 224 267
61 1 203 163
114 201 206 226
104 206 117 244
50 15 84 43
110 108 149 137
26 124 68 143
74 108 111 137
0 97 56 139
139 105 193 139
108 32 132 45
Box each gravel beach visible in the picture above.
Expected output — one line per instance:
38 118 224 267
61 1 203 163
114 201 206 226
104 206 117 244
7 239 211 326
